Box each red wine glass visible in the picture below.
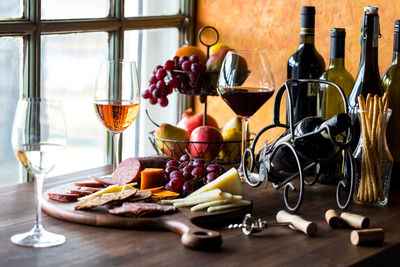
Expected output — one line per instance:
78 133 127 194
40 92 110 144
217 50 275 178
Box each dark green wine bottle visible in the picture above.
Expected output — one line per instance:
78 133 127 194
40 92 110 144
348 6 384 150
287 6 326 124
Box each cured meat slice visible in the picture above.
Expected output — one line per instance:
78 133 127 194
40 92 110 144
48 193 80 202
65 189 92 196
74 188 137 210
89 176 115 186
79 187 102 193
109 202 177 217
112 156 172 185
73 181 106 188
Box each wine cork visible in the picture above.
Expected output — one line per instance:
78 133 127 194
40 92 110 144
276 210 317 236
340 212 369 229
350 228 384 246
325 209 342 228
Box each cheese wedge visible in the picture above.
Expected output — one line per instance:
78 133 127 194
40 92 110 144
188 168 242 197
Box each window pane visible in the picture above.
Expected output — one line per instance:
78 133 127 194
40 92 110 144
0 0 23 20
0 36 22 187
41 32 109 177
125 0 180 17
124 28 179 158
41 0 110 20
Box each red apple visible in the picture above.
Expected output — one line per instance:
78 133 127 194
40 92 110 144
190 126 223 161
177 108 219 134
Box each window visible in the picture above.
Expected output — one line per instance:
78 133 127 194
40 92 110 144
0 0 195 186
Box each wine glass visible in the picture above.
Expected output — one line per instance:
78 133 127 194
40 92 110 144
11 98 67 247
94 59 140 175
217 50 275 179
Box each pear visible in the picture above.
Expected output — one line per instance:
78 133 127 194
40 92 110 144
155 123 190 159
206 48 234 73
219 128 242 163
222 116 242 132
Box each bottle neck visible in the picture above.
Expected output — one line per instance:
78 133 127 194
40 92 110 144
329 35 345 69
393 32 400 64
299 34 315 45
329 58 345 69
359 14 380 73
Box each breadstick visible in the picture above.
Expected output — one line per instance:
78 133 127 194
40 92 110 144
366 94 373 121
358 95 373 201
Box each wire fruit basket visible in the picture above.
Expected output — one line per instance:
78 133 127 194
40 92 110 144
148 131 253 164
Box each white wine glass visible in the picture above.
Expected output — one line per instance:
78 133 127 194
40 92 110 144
11 98 67 247
94 59 140 175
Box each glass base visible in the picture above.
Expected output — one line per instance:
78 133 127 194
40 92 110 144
11 225 65 248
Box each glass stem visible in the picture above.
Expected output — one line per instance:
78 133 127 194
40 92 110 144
112 133 121 172
34 173 45 232
239 117 250 173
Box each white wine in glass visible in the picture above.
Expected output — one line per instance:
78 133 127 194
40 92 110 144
94 59 140 174
11 98 67 247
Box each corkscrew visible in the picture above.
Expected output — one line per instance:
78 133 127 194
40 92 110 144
227 211 317 236
227 214 291 235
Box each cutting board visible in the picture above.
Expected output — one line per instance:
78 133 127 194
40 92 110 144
42 183 252 250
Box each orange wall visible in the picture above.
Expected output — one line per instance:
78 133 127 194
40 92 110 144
194 0 400 148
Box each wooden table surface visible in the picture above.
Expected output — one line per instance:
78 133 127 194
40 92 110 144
1 166 400 267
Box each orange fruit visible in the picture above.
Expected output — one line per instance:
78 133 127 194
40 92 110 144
175 46 207 64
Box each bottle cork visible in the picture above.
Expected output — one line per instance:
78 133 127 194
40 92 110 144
276 210 317 236
325 209 342 228
350 228 385 246
340 212 370 229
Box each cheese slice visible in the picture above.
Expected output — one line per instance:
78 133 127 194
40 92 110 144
78 182 137 201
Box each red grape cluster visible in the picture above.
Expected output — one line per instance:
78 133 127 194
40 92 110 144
163 154 226 196
142 55 214 107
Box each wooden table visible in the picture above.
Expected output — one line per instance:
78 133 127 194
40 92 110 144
1 166 400 266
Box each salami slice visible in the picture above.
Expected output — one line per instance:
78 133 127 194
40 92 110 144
112 155 172 185
89 176 115 186
73 181 106 188
48 193 80 202
109 202 176 217
79 187 102 193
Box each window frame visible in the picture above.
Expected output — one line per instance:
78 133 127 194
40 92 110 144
0 0 197 182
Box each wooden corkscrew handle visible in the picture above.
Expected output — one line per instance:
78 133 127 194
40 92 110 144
276 210 318 236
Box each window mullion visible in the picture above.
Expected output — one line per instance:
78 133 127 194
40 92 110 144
105 0 124 166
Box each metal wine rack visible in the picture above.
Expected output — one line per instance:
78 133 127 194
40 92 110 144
242 78 356 212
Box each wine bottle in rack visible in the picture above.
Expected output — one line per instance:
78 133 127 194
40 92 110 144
265 113 351 184
287 6 325 124
382 19 400 186
318 28 355 184
347 6 384 150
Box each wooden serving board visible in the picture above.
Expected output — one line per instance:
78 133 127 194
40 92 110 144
42 183 252 250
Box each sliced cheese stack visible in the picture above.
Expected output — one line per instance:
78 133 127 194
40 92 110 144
161 168 250 212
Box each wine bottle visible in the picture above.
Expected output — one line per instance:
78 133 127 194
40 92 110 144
318 28 355 184
265 113 351 184
348 6 384 150
319 28 355 119
382 19 400 186
287 6 326 124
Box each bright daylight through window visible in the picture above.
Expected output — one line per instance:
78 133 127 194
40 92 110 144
0 0 194 187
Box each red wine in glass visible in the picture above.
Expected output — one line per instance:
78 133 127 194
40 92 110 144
219 87 274 118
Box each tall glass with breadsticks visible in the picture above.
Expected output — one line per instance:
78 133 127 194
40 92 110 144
353 93 393 205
